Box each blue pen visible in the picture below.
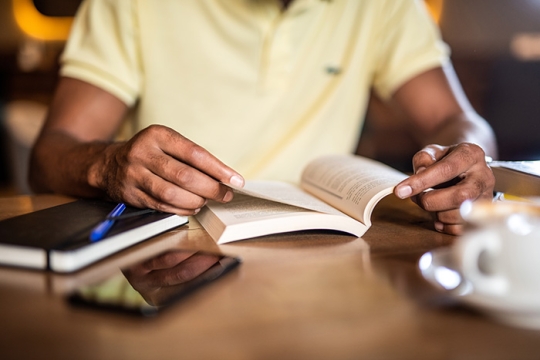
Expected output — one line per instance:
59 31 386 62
89 203 127 242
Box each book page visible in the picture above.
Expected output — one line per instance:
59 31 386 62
228 180 348 217
300 155 408 225
203 193 320 226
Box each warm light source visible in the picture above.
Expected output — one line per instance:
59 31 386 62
12 0 73 41
424 0 444 23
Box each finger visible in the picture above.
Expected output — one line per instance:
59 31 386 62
123 183 204 216
433 221 464 235
413 178 485 212
123 251 197 277
141 251 198 272
395 145 450 199
433 190 494 235
137 168 208 209
150 126 245 188
434 208 463 225
144 150 234 203
411 144 450 173
396 143 486 198
146 253 221 287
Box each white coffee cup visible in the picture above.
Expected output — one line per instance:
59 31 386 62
455 202 540 299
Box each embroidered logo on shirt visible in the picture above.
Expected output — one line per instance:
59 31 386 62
325 66 341 75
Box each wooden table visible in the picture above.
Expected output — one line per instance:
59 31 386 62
1 194 540 360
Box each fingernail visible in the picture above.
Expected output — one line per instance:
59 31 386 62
415 166 426 174
434 221 444 232
229 175 244 188
223 190 234 202
396 185 412 199
193 208 201 215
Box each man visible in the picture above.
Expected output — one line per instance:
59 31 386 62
29 0 496 235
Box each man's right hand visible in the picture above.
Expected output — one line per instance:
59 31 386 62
29 77 243 215
92 125 244 215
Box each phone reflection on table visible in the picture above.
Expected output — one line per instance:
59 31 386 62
67 250 241 317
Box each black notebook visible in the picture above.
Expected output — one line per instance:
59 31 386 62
0 200 188 273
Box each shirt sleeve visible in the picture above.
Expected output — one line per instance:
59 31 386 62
60 0 141 106
371 0 450 100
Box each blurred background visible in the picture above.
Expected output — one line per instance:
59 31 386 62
0 0 539 196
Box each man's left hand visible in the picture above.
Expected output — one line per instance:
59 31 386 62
394 143 495 235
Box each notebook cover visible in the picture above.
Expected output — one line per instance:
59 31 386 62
0 199 187 271
0 200 173 249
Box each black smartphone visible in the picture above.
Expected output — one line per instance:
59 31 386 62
67 249 241 317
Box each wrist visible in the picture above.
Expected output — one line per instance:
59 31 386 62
87 142 121 192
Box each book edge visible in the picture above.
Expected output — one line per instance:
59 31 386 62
0 244 47 269
200 211 368 244
49 215 188 273
491 166 540 196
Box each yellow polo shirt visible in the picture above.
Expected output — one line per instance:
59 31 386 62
61 0 449 183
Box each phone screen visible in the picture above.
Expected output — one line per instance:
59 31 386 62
67 250 241 317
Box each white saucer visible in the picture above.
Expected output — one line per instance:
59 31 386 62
419 247 540 330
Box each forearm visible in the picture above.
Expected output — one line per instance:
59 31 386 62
392 66 498 160
418 111 498 159
29 129 120 198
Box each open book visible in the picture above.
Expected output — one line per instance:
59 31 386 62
196 155 408 244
